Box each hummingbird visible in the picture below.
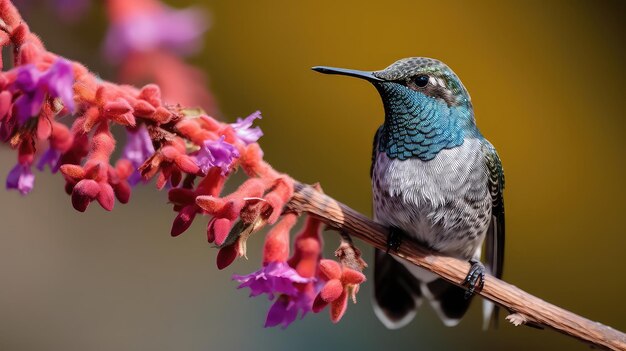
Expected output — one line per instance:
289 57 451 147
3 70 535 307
313 57 505 329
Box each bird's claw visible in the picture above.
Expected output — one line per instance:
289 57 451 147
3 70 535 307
386 227 403 254
462 259 485 299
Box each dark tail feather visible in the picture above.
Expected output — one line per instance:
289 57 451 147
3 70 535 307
423 278 473 327
373 249 422 329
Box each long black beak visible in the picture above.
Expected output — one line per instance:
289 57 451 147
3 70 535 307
312 66 384 82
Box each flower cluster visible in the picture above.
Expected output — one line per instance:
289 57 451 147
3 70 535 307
0 0 367 328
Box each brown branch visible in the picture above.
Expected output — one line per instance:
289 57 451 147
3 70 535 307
287 182 626 351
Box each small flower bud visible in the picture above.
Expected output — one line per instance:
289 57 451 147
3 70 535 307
216 240 239 270
103 99 132 116
60 164 86 180
171 204 197 237
209 218 233 246
138 84 161 107
133 100 156 116
96 182 115 211
263 213 297 264
71 179 100 212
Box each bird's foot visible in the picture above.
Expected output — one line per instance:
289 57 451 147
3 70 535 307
386 226 403 254
462 259 485 299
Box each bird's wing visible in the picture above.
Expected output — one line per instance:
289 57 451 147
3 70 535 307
482 141 505 329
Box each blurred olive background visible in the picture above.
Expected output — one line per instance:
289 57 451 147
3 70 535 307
1 0 625 350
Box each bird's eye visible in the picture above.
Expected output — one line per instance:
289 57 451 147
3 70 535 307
413 75 429 88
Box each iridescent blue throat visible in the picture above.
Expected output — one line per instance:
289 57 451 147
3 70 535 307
375 83 477 161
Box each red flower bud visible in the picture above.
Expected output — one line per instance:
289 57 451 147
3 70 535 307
196 195 224 214
288 216 323 278
216 240 239 270
198 115 222 132
171 204 197 237
220 200 244 220
133 100 156 116
90 124 116 161
210 218 232 246
263 178 294 224
109 112 136 127
174 154 199 174
292 237 321 278
319 259 342 280
96 182 115 211
11 24 30 49
17 41 41 64
263 213 297 264
83 162 103 180
82 107 101 133
36 113 52 140
168 188 196 206
152 106 172 124
60 164 86 180
320 279 343 302
0 91 12 121
138 84 161 107
71 179 100 212
50 122 73 152
160 146 178 160
330 291 348 323
341 268 366 285
156 170 168 190
112 180 131 204
103 99 132 116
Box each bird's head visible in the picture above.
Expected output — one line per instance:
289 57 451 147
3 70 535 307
314 57 477 160
313 57 471 113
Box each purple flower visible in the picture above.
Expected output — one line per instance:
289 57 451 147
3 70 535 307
231 111 263 145
265 293 313 329
104 6 208 63
11 67 44 124
195 136 239 176
233 261 310 299
6 163 35 195
37 147 62 173
41 59 76 112
234 261 315 329
122 126 155 186
10 58 76 124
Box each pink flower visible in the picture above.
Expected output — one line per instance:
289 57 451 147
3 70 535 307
231 111 263 145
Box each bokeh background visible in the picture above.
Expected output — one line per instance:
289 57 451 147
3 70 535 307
1 0 625 350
